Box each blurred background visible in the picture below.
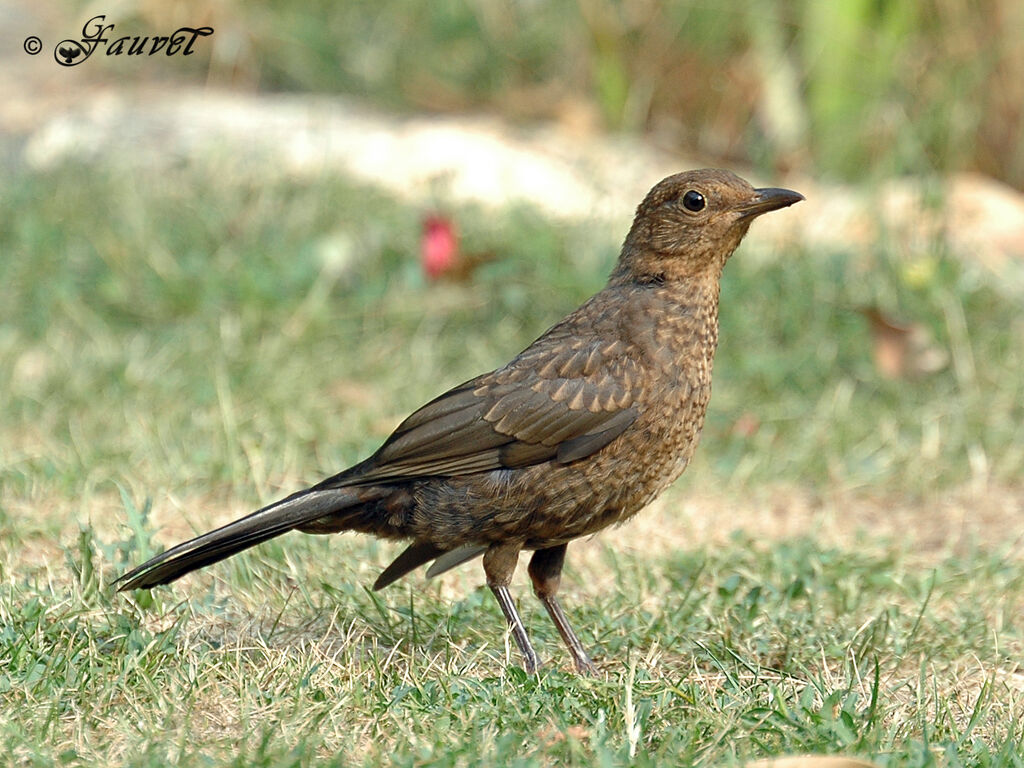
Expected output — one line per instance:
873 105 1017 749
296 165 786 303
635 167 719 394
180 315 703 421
14 1 1024 181
223 0 1024 188
2 2 1024 764
10 0 1024 184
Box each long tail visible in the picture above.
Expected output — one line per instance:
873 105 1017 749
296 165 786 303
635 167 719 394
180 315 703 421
115 487 367 591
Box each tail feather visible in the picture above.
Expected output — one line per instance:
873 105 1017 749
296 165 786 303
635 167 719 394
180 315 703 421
424 545 487 579
115 488 363 591
372 541 445 590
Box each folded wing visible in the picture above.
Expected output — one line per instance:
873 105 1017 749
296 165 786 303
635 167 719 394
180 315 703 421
320 334 644 487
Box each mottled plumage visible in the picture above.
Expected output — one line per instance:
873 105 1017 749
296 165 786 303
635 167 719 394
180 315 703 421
117 169 803 673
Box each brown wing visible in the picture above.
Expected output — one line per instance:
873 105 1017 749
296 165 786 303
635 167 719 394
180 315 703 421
326 333 643 486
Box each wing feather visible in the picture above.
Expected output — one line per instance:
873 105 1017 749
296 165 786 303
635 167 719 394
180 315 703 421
329 328 643 485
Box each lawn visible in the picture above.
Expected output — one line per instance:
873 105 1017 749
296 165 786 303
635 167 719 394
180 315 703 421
1 163 1023 766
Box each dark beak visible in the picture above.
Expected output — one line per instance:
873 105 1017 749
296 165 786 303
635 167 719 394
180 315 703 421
737 187 805 219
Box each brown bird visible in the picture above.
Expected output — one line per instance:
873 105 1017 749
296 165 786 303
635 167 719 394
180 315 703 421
117 169 803 674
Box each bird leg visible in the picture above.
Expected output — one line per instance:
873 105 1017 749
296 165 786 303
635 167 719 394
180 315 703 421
528 544 596 674
483 542 540 674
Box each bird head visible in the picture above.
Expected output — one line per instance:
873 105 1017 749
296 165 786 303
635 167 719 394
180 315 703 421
615 169 803 285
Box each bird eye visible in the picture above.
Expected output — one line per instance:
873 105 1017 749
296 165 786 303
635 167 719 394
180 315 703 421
682 190 705 212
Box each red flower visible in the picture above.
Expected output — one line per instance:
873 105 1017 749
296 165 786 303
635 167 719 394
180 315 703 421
421 214 459 280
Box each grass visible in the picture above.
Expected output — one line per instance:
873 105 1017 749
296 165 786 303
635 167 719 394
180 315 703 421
1 162 1023 766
